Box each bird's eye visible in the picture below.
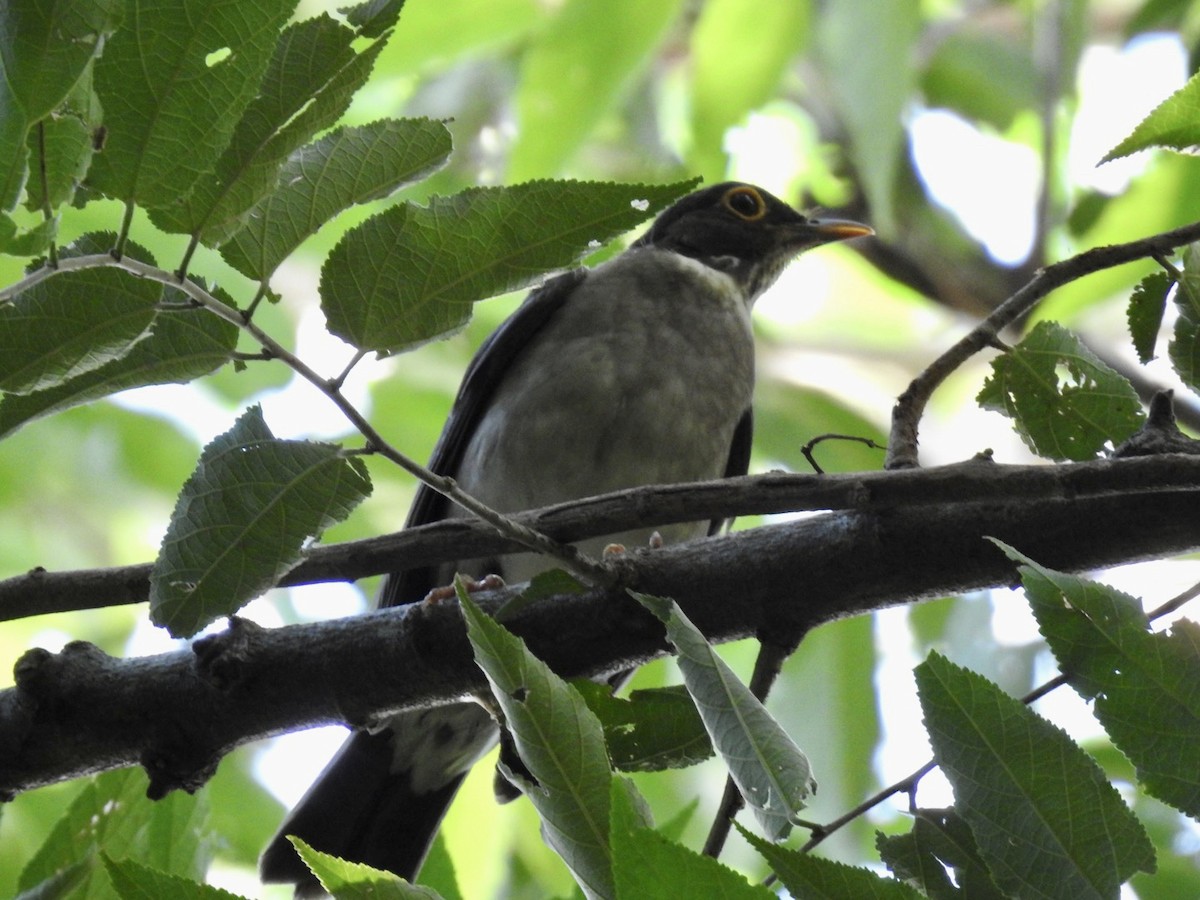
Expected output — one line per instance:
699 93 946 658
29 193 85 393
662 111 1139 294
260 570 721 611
722 186 767 221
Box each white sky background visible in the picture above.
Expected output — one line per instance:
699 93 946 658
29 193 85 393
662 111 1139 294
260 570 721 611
56 29 1193 896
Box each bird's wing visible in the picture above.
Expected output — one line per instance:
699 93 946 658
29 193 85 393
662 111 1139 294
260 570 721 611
378 268 588 608
709 407 753 536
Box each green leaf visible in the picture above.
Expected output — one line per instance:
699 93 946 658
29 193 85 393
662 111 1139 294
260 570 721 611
1103 68 1200 162
103 856 247 899
916 651 1156 899
740 824 922 899
320 179 696 352
632 593 815 841
508 0 684 180
920 33 1039 130
220 118 452 281
0 235 160 394
24 71 104 213
0 211 57 257
610 781 773 900
573 682 712 772
290 837 444 898
18 769 210 897
458 588 615 900
1002 545 1200 818
149 406 372 637
0 0 121 210
0 288 238 439
341 0 407 38
816 0 920 235
876 810 1006 900
149 14 388 243
977 320 1144 460
689 0 810 180
1127 270 1171 364
87 0 295 209
1168 244 1200 391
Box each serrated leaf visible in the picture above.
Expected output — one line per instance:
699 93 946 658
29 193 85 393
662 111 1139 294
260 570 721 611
508 0 684 181
999 543 1200 818
290 837 443 898
633 593 814 841
149 14 387 243
19 769 210 896
574 682 712 773
0 0 121 210
149 406 372 637
610 781 772 900
341 0 407 38
1168 243 1200 391
87 0 294 209
916 651 1156 899
876 810 1006 900
458 588 615 900
103 856 246 900
0 294 238 439
1127 270 1171 363
220 118 452 281
740 824 922 899
0 235 160 394
321 179 696 352
689 0 810 179
977 320 1143 460
1103 69 1200 162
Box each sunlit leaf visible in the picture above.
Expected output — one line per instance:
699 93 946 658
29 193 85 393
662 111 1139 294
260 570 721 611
1103 68 1200 162
633 593 814 841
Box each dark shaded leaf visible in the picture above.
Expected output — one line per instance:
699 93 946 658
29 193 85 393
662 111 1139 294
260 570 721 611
1127 270 1171 363
220 118 451 281
88 0 294 209
150 406 372 637
320 179 696 352
1003 544 1200 818
916 651 1155 899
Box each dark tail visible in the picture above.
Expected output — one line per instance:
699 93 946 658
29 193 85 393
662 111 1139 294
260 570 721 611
259 730 465 896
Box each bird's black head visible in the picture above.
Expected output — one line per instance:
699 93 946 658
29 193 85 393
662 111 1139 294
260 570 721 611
634 182 872 300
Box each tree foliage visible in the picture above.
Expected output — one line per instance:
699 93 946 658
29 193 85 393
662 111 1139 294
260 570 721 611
1 1 1199 898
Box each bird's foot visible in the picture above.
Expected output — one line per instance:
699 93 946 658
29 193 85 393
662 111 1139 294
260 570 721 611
424 573 507 603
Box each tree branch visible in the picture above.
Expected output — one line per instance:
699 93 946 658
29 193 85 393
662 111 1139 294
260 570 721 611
2 454 1198 799
886 218 1200 468
4 455 1200 621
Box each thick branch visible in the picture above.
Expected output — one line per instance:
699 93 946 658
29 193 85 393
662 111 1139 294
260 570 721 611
4 454 1199 621
2 456 1198 799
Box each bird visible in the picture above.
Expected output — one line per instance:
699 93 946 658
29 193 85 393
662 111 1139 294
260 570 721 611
259 182 872 895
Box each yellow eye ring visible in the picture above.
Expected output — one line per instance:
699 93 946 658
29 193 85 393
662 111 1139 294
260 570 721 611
722 186 767 221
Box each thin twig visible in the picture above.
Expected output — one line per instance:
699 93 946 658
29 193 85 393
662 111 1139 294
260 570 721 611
1 254 609 584
886 218 1200 469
